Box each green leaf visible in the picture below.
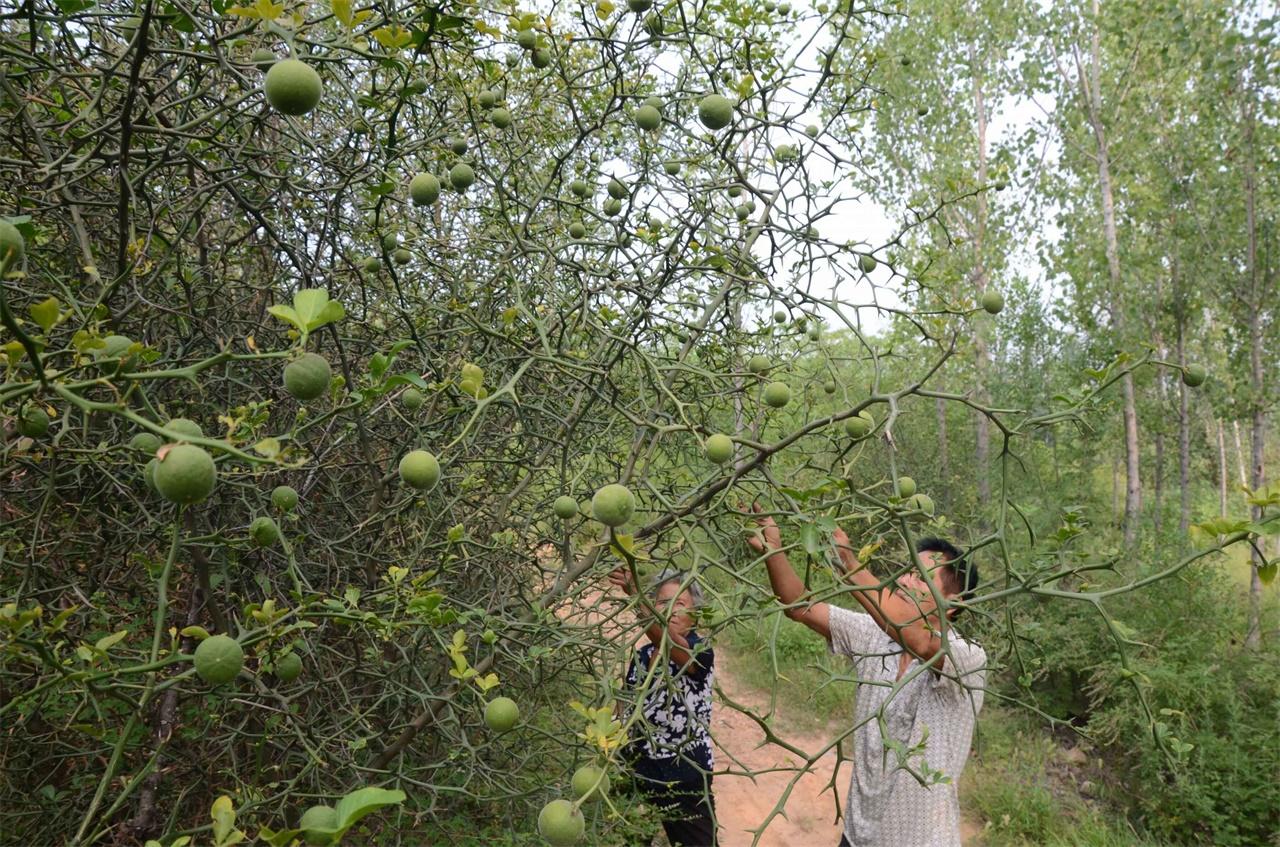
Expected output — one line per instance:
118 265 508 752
372 24 413 50
799 522 822 556
29 297 59 332
266 304 302 331
1259 562 1277 586
333 787 406 830
181 625 211 640
384 373 428 390
257 827 301 847
94 629 129 652
253 437 282 458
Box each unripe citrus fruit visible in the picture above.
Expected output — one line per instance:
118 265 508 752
775 144 797 162
490 107 512 128
299 805 338 847
406 79 428 96
607 178 628 200
130 431 162 454
193 634 243 685
17 406 49 438
381 233 400 251
531 48 551 68
571 765 610 802
805 124 820 137
763 381 791 408
264 59 322 116
845 410 874 439
643 12 664 35
164 417 203 440
635 104 661 131
897 476 916 498
569 221 587 239
663 159 681 175
450 163 476 191
517 28 537 49
748 355 770 374
271 485 298 512
603 198 622 217
570 179 589 197
275 651 303 683
823 381 836 394
95 334 137 371
773 310 787 324
409 172 440 206
284 353 332 402
1182 364 1206 387
907 493 935 516
393 247 412 265
484 696 520 731
735 204 750 221
592 483 635 527
704 433 734 464
402 387 424 410
537 799 585 847
0 220 25 263
628 0 652 10
554 495 579 520
144 458 160 492
980 289 1003 314
154 444 217 505
477 89 497 108
698 94 734 130
859 254 877 273
399 450 440 490
251 48 275 70
249 515 280 547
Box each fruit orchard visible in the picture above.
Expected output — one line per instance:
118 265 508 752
1 0 1277 846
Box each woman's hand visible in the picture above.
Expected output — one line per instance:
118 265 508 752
745 502 783 555
608 566 636 596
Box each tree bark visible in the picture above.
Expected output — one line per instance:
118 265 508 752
936 395 950 506
1081 2 1141 544
1216 418 1228 519
1241 84 1265 650
1232 420 1248 489
1176 320 1191 533
969 40 992 513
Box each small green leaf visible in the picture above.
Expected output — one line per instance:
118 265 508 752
253 437 282 458
94 629 129 652
29 297 60 332
181 625 211 640
266 304 302 330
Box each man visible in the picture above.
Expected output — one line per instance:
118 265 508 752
609 566 717 847
745 504 985 847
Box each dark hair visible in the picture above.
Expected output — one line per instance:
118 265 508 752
916 537 979 616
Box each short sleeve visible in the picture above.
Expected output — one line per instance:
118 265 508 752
827 605 885 659
934 634 987 706
683 632 714 677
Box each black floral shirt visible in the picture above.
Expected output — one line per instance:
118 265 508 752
622 631 715 787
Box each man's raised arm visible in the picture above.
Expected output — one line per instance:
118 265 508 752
746 504 831 641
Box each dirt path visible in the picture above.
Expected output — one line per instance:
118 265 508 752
710 649 984 847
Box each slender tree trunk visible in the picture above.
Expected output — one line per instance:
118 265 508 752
1082 5 1140 543
936 395 949 506
1216 418 1228 519
1233 420 1248 488
1152 283 1166 533
969 40 992 513
1241 85 1265 650
1177 320 1191 533
1112 452 1121 523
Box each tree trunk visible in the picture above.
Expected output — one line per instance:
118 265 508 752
1112 452 1121 523
1241 84 1265 650
969 40 992 513
1177 320 1191 533
936 395 949 506
1232 420 1248 488
1216 418 1228 519
1082 4 1141 544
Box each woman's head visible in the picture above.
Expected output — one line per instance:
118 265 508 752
649 568 702 634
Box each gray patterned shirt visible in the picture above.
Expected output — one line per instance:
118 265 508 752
827 605 987 847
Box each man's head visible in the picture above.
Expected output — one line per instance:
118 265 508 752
650 568 702 635
896 537 979 621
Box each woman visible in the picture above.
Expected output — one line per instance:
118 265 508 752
609 566 717 847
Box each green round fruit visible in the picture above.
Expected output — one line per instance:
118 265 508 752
773 310 787 324
643 12 664 35
516 28 537 49
249 515 280 547
399 449 441 491
698 93 734 130
409 172 440 206
635 104 661 131
17 406 49 438
704 433 734 464
1182 364 1206 387
897 476 917 498
405 79 428 96
402 387 424 410
484 696 520 732
762 381 791 408
275 651 302 683
569 179 589 197
907 493 935 516
603 198 622 217
917 105 929 116
264 59 322 116
393 247 412 265
382 233 400 252
748 355 770 375
490 107 512 128
607 178 628 200
144 457 160 492
844 410 874 439
859 253 877 274
735 204 750 221
531 48 552 69
450 138 469 157
193 634 243 685
251 48 275 70
823 381 836 394
537 799 585 847
450 163 476 191
628 0 652 10
775 143 797 162
571 765 610 802
298 805 338 847
164 417 203 440
662 159 681 175
363 256 381 272
805 124 820 137
553 495 579 520
130 431 162 454
980 289 1004 315
271 485 299 512
592 483 635 527
0 220 25 263
477 89 497 108
95 334 136 370
154 444 217 505
569 221 587 239
284 353 332 402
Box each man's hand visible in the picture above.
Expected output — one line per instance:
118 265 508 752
607 566 636 597
831 527 861 574
745 502 783 555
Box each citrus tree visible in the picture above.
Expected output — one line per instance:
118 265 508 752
1 0 1272 845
